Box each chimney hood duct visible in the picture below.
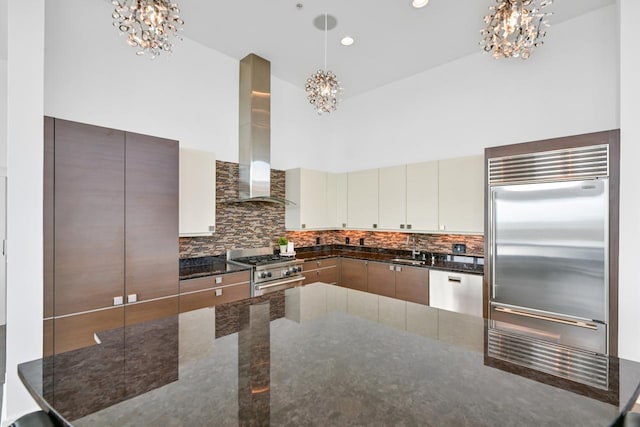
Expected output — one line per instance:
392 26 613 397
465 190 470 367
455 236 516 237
230 53 293 206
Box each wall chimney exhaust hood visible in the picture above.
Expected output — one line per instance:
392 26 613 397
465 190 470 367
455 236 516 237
227 53 294 206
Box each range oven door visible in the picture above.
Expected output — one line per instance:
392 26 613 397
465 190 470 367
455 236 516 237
253 276 305 296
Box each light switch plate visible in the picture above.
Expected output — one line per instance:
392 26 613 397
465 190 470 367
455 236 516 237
215 288 223 297
127 294 137 303
113 296 123 306
215 276 223 284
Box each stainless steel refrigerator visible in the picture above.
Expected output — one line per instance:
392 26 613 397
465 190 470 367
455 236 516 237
487 144 611 388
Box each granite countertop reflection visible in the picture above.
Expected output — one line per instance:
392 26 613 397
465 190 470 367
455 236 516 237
18 284 640 427
179 255 251 280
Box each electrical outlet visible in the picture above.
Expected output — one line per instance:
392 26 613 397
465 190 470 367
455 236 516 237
359 238 365 246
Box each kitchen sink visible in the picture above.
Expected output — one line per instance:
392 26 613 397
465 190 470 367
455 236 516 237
389 258 426 266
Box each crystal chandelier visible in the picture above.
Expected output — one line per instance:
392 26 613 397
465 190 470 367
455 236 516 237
305 14 343 115
112 0 184 59
480 0 552 60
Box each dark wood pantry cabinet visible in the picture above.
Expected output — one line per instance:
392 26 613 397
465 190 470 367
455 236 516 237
43 117 179 356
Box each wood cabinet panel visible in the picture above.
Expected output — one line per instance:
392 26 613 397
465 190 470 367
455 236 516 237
179 283 251 313
125 132 179 301
54 119 125 316
43 319 54 358
318 267 337 284
303 258 337 272
125 297 179 326
180 271 250 294
367 261 396 298
339 258 368 292
54 307 125 355
395 265 429 305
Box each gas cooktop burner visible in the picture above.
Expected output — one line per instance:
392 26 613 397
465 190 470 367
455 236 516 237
232 254 288 266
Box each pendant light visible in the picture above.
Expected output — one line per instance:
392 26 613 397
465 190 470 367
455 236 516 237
305 13 343 115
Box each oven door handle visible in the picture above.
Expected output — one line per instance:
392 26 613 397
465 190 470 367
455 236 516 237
256 276 306 290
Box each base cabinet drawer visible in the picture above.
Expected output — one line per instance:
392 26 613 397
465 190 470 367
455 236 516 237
429 270 482 317
302 266 337 285
179 270 250 293
180 283 250 313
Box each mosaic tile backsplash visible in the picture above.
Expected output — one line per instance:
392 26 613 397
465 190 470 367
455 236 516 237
179 161 484 258
179 161 287 258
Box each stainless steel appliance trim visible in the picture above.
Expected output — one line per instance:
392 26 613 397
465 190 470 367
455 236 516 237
487 328 609 389
447 276 462 283
256 276 305 290
227 247 273 260
493 306 598 330
488 144 609 185
491 302 600 324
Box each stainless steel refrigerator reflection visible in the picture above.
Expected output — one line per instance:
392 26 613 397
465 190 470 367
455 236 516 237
489 179 609 355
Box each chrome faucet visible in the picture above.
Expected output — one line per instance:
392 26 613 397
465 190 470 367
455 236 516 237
411 235 420 259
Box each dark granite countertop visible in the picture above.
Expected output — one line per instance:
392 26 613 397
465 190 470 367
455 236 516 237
18 284 640 426
295 245 485 275
179 255 251 280
179 246 484 281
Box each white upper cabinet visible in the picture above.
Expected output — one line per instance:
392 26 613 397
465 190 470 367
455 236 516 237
286 168 329 230
179 148 216 236
378 165 406 230
347 169 379 230
406 161 439 232
327 172 348 229
437 155 484 233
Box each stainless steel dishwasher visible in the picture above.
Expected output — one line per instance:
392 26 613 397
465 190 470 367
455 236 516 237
429 270 483 317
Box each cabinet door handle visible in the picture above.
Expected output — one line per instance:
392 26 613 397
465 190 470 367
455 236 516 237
407 224 412 230
373 224 378 229
389 265 394 271
448 276 462 283
395 266 402 272
400 224 405 229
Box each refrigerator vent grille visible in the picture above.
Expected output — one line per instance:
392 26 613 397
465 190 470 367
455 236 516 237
487 328 609 390
488 145 609 185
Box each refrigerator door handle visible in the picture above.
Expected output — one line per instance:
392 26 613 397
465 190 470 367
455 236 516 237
493 306 598 330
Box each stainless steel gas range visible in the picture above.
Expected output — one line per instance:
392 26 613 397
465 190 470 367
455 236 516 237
227 247 305 297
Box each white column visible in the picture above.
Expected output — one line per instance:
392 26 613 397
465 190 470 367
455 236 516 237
618 0 640 363
3 0 45 422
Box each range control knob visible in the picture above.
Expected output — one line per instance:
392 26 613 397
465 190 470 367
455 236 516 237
283 270 291 277
296 266 302 272
267 272 272 278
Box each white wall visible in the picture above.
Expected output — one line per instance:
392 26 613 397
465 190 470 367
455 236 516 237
4 0 44 422
618 0 640 363
331 6 619 172
44 0 330 171
0 58 6 172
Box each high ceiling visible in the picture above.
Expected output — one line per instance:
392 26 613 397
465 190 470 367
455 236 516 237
0 0 617 95
180 0 615 97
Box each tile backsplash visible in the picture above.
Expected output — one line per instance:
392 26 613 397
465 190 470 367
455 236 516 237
286 231 484 256
179 161 484 258
179 161 286 258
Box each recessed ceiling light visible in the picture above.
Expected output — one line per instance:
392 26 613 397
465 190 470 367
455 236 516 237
341 36 354 46
412 0 429 8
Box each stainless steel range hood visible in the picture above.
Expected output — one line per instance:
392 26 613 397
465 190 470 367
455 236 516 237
229 53 293 206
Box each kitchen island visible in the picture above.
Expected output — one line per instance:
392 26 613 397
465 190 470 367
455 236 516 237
19 283 640 426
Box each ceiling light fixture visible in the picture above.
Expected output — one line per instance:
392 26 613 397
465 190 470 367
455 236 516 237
112 0 184 59
305 14 343 115
412 0 429 8
341 36 355 46
480 0 552 60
